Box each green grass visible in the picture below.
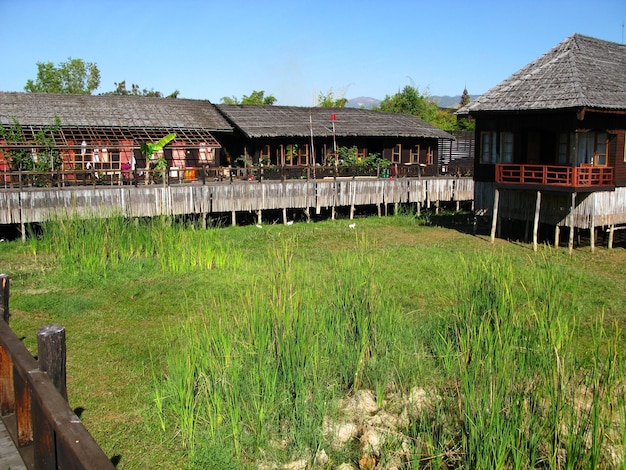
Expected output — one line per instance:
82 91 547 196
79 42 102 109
0 212 625 468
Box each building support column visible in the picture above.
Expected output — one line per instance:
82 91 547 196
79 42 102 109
554 225 560 248
282 207 288 224
257 210 262 226
590 204 595 253
533 190 542 252
490 188 500 243
608 225 615 249
231 210 237 227
568 192 576 254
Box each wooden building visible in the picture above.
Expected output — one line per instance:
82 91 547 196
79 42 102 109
215 105 454 175
0 92 233 175
458 34 626 250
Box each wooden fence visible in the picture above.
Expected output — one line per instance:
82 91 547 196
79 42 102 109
0 274 114 470
0 177 475 227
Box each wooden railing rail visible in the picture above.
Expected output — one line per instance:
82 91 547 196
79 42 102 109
1 163 474 189
496 164 614 187
0 274 115 470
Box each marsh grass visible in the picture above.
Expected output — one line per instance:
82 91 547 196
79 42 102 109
426 254 626 468
35 216 240 276
2 213 625 469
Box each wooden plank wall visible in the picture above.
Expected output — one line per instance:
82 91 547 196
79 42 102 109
0 178 474 225
474 182 626 228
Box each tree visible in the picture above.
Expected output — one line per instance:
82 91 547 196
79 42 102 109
24 57 100 94
0 116 62 171
375 85 437 120
459 87 471 107
105 81 179 98
375 84 472 131
317 88 347 108
221 90 277 105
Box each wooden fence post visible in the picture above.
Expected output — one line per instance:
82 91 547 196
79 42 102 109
0 274 13 416
37 324 68 402
0 274 9 323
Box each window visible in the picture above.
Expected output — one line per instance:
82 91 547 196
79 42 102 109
297 144 309 165
480 131 513 164
558 131 608 166
392 144 401 163
356 147 367 161
501 132 514 163
410 145 420 164
260 144 271 164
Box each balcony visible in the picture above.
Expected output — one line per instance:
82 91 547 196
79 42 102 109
495 164 614 190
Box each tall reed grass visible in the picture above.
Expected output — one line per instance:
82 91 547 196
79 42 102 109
34 216 240 276
425 254 625 468
155 234 415 466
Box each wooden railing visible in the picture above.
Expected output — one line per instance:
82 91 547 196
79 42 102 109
0 274 115 470
0 163 473 189
496 164 614 188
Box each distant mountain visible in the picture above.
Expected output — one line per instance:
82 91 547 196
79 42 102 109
346 95 481 110
346 97 381 109
432 95 481 108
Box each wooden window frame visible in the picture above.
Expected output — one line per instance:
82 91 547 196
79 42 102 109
391 144 401 163
409 144 420 164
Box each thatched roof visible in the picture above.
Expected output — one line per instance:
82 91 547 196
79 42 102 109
459 34 626 114
217 105 453 140
0 92 232 146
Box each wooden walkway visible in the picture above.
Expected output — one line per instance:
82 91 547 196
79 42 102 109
0 416 27 470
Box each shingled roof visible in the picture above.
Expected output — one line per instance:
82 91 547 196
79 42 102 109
459 34 626 114
0 92 232 146
217 105 453 140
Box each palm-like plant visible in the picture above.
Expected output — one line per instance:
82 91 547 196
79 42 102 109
141 133 176 179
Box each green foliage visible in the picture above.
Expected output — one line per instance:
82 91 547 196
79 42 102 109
140 133 177 171
375 84 473 131
105 80 179 98
336 146 388 168
317 88 348 108
4 216 626 469
0 116 62 171
24 57 100 94
221 90 277 105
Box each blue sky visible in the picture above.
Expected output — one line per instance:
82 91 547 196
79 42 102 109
1 0 624 106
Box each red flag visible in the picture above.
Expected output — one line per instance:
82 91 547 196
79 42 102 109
330 113 337 121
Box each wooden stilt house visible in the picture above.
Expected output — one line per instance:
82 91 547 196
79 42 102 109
0 92 232 181
458 34 626 250
215 105 454 177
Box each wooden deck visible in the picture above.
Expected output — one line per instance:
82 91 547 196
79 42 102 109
0 416 27 470
0 177 475 226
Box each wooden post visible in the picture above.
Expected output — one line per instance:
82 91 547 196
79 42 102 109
554 225 560 248
257 210 262 225
0 274 13 417
568 192 576 254
37 324 67 402
231 210 236 227
608 225 615 249
0 274 9 323
282 207 288 225
590 204 595 253
533 190 541 252
490 188 500 243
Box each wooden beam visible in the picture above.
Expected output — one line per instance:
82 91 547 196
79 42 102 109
568 192 576 254
554 225 560 248
533 190 541 251
490 188 500 243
